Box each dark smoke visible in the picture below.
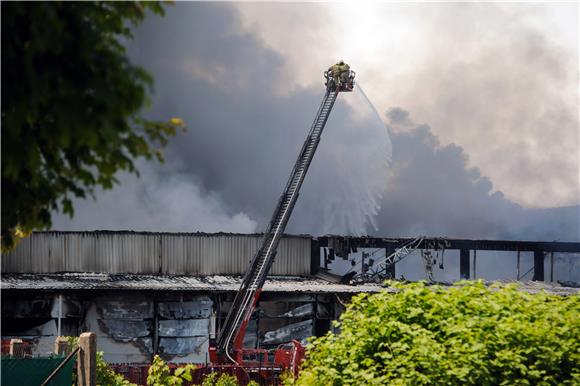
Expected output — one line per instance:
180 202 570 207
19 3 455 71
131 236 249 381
374 107 579 241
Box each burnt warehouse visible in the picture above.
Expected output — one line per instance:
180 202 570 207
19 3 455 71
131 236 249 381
1 231 579 363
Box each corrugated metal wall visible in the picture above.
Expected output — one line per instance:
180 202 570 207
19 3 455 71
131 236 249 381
2 232 311 276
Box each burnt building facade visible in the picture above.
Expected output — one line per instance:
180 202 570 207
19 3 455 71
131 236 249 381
1 231 379 363
2 231 578 364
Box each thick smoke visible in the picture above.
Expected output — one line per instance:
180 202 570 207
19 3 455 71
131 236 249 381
375 108 579 241
234 2 580 209
52 159 257 233
116 3 395 236
52 3 579 246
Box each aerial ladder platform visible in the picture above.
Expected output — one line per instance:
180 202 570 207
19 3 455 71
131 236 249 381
205 65 355 384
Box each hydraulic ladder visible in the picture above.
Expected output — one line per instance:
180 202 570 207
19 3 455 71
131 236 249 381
216 89 340 362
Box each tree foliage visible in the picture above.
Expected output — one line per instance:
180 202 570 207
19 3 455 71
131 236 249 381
1 2 184 249
295 281 580 386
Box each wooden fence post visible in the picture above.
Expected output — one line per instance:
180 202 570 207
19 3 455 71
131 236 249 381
77 332 96 386
9 339 24 357
54 336 70 355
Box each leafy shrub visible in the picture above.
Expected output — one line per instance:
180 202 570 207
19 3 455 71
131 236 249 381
146 355 258 386
295 281 580 386
96 351 136 386
201 372 246 386
147 355 195 386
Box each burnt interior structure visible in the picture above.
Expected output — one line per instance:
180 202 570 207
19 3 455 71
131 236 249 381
1 283 352 363
315 236 580 282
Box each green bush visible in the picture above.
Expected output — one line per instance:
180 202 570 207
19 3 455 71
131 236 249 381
147 355 259 386
147 355 196 386
96 351 136 386
201 372 248 386
295 281 579 386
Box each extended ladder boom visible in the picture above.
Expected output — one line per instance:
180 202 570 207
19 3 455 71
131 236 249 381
216 90 339 360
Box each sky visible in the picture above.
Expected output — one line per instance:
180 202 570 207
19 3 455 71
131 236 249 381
52 2 580 244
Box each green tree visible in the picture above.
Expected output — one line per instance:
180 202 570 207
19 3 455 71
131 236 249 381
1 1 184 249
295 281 580 386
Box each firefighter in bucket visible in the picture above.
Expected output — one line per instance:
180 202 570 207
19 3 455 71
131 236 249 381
325 60 355 92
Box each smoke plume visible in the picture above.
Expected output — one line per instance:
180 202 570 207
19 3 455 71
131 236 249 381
52 3 579 245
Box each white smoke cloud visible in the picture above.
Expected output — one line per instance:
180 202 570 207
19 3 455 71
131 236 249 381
51 160 257 233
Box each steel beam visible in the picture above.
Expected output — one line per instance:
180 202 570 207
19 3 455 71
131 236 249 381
460 249 470 280
385 245 396 279
317 236 580 253
533 249 545 281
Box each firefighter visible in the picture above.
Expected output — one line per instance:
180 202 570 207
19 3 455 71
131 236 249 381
330 60 350 89
338 60 350 84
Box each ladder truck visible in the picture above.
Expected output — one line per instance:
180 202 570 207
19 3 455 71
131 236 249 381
205 66 355 384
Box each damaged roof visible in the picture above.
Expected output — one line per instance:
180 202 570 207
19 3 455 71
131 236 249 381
1 273 578 295
0 273 384 294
